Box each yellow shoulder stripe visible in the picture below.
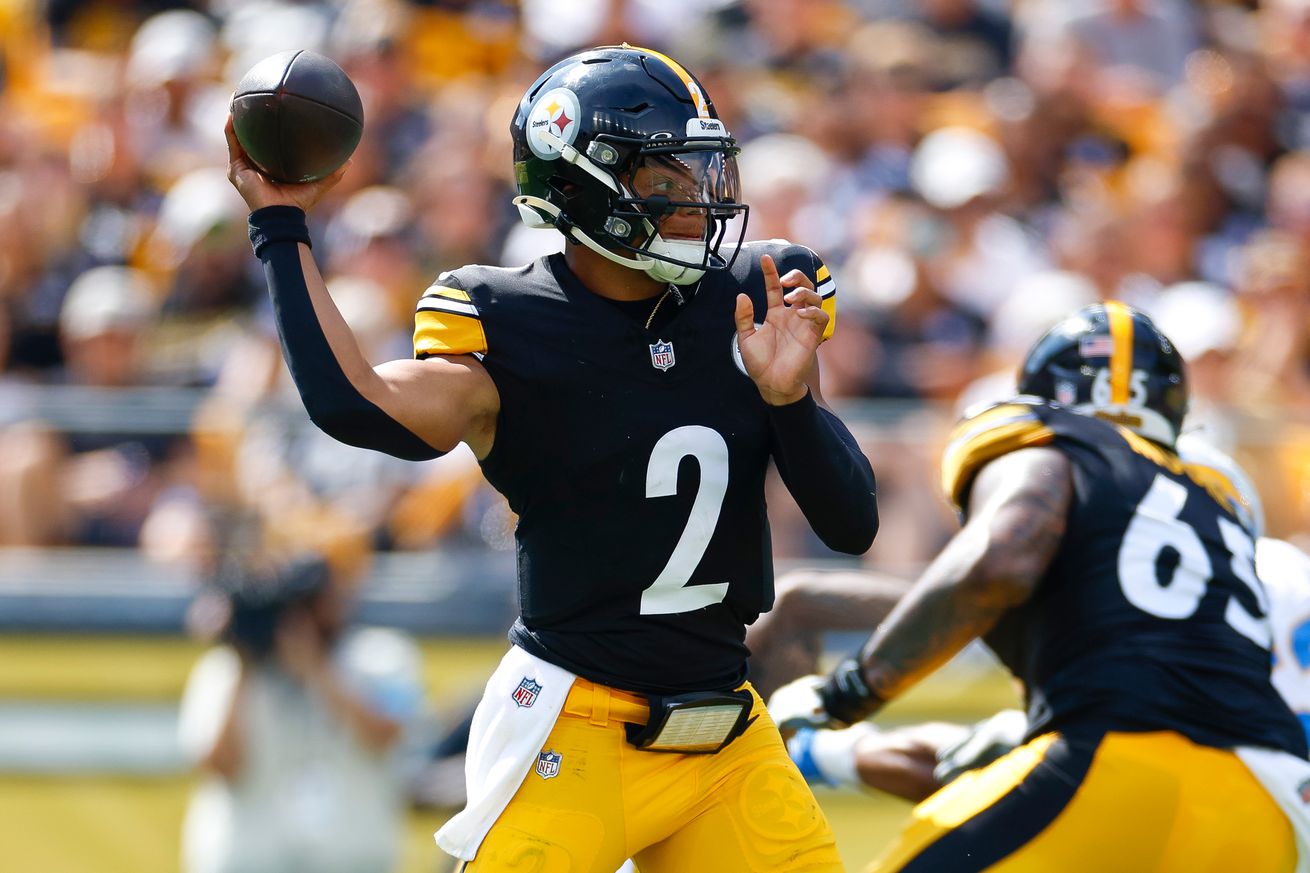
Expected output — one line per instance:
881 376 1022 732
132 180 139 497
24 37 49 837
1117 428 1248 521
820 294 836 341
941 405 1055 509
414 309 488 357
422 285 472 303
816 264 830 283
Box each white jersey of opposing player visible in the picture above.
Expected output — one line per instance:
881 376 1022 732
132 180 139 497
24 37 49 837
1257 536 1310 745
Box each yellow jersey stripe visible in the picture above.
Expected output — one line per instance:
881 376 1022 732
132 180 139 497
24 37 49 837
421 284 472 303
816 264 831 282
1116 427 1248 520
1106 300 1134 406
941 417 1055 509
414 309 488 357
417 297 480 319
869 734 1059 872
633 45 710 117
821 294 836 341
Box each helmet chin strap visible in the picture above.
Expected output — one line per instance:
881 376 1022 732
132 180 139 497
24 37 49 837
645 237 707 285
514 194 707 285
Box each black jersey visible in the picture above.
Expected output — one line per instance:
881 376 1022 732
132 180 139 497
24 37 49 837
412 242 839 695
942 399 1307 757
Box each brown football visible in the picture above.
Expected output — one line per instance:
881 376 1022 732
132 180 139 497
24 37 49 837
231 49 363 184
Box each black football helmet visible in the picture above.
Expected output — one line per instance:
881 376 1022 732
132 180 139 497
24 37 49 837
1018 301 1187 445
510 44 748 285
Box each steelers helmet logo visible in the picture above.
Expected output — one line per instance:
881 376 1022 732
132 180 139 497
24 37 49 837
527 87 582 160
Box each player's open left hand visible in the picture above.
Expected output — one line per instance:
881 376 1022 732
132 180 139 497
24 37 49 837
734 254 828 406
225 114 348 215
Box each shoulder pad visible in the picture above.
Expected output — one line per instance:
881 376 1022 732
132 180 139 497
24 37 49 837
413 269 488 359
941 398 1057 511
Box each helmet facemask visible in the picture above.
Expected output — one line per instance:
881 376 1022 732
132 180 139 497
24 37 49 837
516 128 747 285
608 143 747 284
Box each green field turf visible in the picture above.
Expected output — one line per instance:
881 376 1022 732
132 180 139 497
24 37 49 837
0 635 1019 872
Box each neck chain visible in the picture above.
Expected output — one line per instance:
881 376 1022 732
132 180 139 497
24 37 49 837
644 284 683 330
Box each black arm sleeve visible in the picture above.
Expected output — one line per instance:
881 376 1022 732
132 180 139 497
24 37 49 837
249 206 442 462
768 390 878 554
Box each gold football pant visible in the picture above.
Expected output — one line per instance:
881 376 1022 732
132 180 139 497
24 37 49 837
867 730 1296 873
462 678 844 873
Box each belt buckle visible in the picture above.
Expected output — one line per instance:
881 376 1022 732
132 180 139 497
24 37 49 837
625 690 755 754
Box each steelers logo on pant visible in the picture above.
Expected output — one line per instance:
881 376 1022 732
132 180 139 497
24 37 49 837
739 762 823 841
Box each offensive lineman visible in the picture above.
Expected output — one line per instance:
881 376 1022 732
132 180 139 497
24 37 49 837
771 302 1306 871
226 45 877 873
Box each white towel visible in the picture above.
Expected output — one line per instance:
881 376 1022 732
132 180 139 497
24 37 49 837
435 645 576 861
1237 746 1310 873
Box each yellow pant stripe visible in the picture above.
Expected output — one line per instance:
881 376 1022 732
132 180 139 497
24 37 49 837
870 734 1057 872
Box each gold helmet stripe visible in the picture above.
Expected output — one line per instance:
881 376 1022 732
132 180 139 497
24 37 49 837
1105 300 1134 405
630 44 711 117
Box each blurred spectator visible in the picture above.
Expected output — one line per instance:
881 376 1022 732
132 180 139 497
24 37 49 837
179 550 429 873
1060 0 1201 97
0 265 190 546
911 0 1014 89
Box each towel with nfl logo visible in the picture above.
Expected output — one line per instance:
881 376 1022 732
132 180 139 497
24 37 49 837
1237 746 1310 873
435 645 576 861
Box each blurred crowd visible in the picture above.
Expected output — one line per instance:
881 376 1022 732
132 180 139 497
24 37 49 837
0 0 1309 573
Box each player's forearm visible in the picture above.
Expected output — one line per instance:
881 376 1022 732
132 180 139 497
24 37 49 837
839 451 1070 715
768 391 878 554
250 206 442 461
857 530 1027 701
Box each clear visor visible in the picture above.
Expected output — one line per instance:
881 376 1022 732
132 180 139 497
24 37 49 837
626 148 742 220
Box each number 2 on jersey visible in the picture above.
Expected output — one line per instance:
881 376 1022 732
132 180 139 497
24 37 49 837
1118 473 1272 648
641 425 730 615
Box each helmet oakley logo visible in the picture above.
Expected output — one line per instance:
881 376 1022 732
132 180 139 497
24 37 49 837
527 88 582 160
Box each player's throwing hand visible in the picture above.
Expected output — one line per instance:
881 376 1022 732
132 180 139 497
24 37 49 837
224 114 349 215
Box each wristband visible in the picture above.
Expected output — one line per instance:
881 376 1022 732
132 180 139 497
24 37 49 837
249 205 312 258
819 656 885 726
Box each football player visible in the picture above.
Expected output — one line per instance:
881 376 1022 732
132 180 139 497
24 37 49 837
226 45 877 873
768 302 1307 871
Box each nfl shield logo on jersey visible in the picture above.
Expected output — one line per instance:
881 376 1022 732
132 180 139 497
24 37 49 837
536 749 562 779
649 339 675 371
512 677 542 708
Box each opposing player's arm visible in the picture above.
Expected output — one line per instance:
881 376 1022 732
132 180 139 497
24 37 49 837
820 447 1071 724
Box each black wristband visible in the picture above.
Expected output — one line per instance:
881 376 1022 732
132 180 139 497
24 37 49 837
820 656 885 726
248 205 312 258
